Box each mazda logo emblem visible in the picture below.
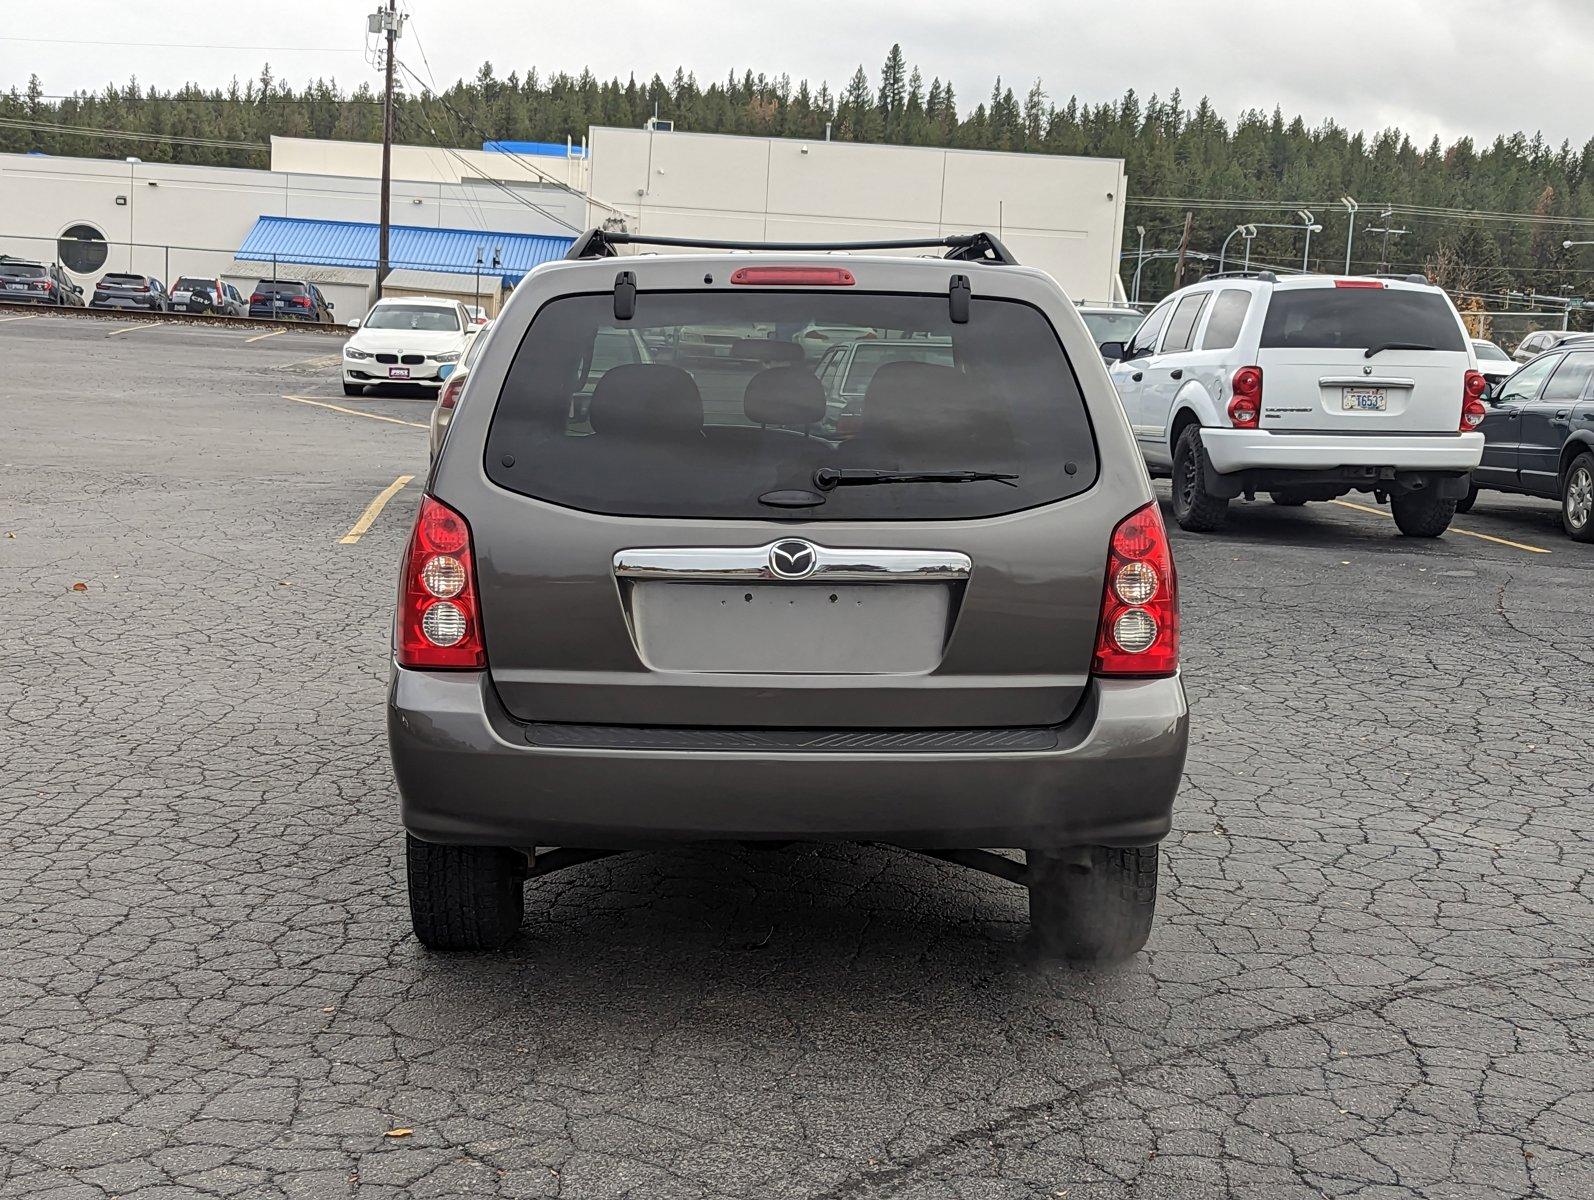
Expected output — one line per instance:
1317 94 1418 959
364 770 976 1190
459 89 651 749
769 540 817 579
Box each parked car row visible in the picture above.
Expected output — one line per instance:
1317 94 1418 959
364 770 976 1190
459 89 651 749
0 258 86 305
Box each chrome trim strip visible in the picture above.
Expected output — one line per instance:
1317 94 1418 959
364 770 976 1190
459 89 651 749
1319 376 1416 388
614 541 972 582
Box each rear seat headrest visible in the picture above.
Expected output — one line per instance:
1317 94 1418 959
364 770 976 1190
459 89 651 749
860 361 971 440
743 367 826 428
589 363 704 439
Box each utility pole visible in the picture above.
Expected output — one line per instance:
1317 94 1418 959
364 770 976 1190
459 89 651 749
370 1 403 298
1367 208 1407 274
1172 211 1193 290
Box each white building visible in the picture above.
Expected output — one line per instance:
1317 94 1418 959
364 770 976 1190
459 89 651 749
0 127 1128 319
586 126 1128 301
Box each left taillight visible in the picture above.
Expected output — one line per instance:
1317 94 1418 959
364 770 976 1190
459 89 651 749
1461 369 1488 431
1092 502 1179 678
438 374 466 410
397 495 486 669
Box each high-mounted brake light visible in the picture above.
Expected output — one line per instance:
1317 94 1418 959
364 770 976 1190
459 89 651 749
1334 279 1385 288
1227 365 1263 428
1093 503 1179 678
1461 369 1488 431
729 266 856 286
397 496 486 669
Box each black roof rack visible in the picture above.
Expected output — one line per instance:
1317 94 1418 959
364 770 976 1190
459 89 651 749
1201 269 1279 283
564 228 1019 265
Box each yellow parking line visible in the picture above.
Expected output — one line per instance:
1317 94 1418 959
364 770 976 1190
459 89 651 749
0 314 37 324
107 322 165 336
282 393 428 429
246 329 286 343
340 474 415 544
1330 498 1551 554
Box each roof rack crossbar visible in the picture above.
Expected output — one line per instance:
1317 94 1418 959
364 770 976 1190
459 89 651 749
564 228 1018 265
1202 269 1279 283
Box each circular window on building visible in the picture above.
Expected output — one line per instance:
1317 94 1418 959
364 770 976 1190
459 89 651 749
57 224 109 275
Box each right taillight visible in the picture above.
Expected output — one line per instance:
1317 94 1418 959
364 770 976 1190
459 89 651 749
1461 369 1487 431
1093 502 1179 678
397 496 486 669
1227 366 1263 428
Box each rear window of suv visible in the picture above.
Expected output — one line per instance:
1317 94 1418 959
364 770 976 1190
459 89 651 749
0 262 46 278
484 291 1098 521
1261 286 1465 352
254 281 307 295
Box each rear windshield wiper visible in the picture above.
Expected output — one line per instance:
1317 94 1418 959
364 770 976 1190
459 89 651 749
1364 341 1435 358
813 467 1019 490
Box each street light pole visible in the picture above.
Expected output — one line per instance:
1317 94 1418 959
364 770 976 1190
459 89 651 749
1133 225 1146 304
371 1 403 299
1341 196 1359 274
1298 210 1315 272
1218 224 1254 274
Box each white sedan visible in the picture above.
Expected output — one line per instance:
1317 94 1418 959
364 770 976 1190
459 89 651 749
342 297 474 396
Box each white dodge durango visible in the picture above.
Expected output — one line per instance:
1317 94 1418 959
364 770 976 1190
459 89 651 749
343 297 474 396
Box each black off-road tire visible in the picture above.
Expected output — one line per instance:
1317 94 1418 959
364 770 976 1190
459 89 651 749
406 835 525 951
1171 426 1230 531
1027 845 1159 963
1390 490 1457 537
1269 490 1309 507
342 382 364 397
1455 482 1478 514
1562 452 1594 542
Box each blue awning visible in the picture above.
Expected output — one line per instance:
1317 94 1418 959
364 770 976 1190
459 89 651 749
234 215 573 285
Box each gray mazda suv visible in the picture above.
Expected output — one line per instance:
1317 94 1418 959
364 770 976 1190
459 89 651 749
388 230 1189 961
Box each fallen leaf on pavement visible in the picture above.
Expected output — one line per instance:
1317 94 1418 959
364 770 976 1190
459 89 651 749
384 1128 414 1138
70 582 88 592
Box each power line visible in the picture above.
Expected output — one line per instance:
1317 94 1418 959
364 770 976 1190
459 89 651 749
0 35 361 52
0 115 266 152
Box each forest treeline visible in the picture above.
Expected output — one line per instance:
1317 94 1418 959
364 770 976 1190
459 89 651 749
3 44 1592 307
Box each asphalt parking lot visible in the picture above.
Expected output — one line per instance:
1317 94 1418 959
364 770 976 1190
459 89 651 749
2 309 1590 1200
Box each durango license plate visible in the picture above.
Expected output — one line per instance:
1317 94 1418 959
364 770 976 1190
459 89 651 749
388 367 411 379
1342 387 1387 412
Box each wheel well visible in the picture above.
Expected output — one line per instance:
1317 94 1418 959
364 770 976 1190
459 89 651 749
1169 408 1201 454
1560 438 1594 483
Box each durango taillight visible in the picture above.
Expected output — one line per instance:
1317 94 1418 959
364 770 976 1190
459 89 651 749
1093 503 1179 678
1227 365 1263 428
397 496 486 669
1461 369 1488 431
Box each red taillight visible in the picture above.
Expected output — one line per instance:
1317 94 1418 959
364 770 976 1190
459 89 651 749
730 266 856 286
1093 503 1179 678
438 375 465 410
1227 365 1263 428
1334 279 1384 289
397 495 486 669
249 292 265 304
291 295 312 308
1461 369 1488 431
38 279 54 292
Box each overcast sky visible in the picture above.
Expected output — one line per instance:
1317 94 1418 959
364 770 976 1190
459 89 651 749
3 0 1590 149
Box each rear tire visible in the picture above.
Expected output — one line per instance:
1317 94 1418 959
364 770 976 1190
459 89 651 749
1269 490 1309 507
406 835 525 951
1171 426 1229 532
1455 482 1478 514
1562 452 1594 542
342 382 364 397
1390 491 1456 537
1027 845 1158 963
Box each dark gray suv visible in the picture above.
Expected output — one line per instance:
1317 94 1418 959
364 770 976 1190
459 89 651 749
388 231 1189 961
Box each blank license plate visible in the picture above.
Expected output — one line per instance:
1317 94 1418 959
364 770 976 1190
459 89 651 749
1342 387 1387 411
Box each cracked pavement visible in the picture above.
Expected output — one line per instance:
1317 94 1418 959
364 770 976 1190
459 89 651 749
1 313 1590 1198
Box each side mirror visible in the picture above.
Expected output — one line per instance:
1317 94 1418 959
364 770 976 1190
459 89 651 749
437 363 456 380
326 300 335 310
346 318 361 330
1098 341 1128 363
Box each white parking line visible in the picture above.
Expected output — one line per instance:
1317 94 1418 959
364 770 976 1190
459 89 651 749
245 329 286 343
0 314 37 324
107 323 166 337
282 393 428 429
340 474 415 544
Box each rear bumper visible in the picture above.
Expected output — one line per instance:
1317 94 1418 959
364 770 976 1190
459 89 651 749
389 668 1188 849
1203 429 1484 474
